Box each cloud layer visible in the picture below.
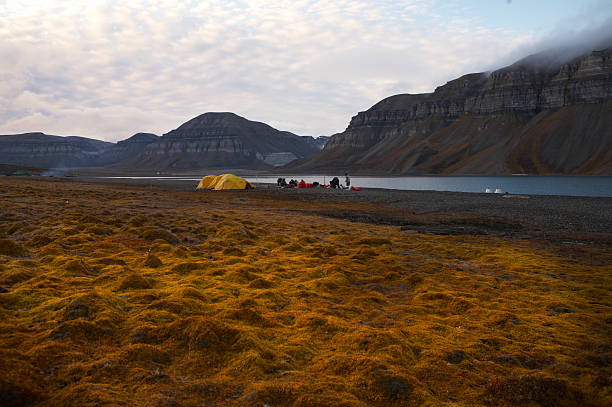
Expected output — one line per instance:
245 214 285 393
0 1 606 141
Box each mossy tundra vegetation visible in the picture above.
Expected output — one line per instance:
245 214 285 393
0 177 610 406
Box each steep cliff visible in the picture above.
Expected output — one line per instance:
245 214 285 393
130 112 319 169
289 46 612 175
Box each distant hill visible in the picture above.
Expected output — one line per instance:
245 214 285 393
287 46 612 175
125 112 320 169
0 132 114 168
0 114 319 170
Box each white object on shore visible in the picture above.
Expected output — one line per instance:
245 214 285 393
485 188 492 193
495 188 503 194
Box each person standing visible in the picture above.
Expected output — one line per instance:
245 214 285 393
345 172 350 189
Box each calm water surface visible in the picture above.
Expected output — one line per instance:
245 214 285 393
105 175 612 197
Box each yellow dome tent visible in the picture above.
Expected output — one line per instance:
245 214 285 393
196 174 255 190
196 174 218 190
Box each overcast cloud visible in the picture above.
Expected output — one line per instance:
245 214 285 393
0 1 609 141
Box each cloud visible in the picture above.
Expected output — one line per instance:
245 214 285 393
0 0 575 141
491 2 612 69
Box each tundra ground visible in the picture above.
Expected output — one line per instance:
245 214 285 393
0 178 610 406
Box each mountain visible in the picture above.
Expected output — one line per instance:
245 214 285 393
128 112 319 169
101 133 159 166
0 132 114 168
0 132 160 168
301 135 330 150
288 46 612 175
0 113 318 170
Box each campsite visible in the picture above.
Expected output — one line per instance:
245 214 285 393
0 176 610 406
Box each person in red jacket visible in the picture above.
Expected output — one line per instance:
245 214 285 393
297 179 306 188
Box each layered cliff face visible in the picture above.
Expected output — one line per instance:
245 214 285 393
102 133 159 166
289 47 612 175
0 133 114 168
0 132 160 168
130 112 319 169
0 114 318 170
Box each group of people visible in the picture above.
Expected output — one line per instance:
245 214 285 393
329 173 350 189
276 178 297 187
276 173 351 189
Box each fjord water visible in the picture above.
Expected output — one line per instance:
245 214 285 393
108 175 612 197
248 176 612 197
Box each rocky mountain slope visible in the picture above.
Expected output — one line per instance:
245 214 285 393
288 46 612 175
301 135 330 150
128 112 319 169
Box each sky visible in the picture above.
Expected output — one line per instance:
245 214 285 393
1 0 611 141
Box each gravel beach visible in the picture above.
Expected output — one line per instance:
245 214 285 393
79 176 612 238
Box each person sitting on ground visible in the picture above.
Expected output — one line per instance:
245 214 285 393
280 178 287 187
330 177 339 188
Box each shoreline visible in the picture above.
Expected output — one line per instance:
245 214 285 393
60 172 612 198
29 176 612 239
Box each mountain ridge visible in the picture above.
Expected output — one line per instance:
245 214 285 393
287 46 612 175
0 113 321 170
125 112 319 169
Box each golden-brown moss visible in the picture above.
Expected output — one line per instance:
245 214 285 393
0 177 610 407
